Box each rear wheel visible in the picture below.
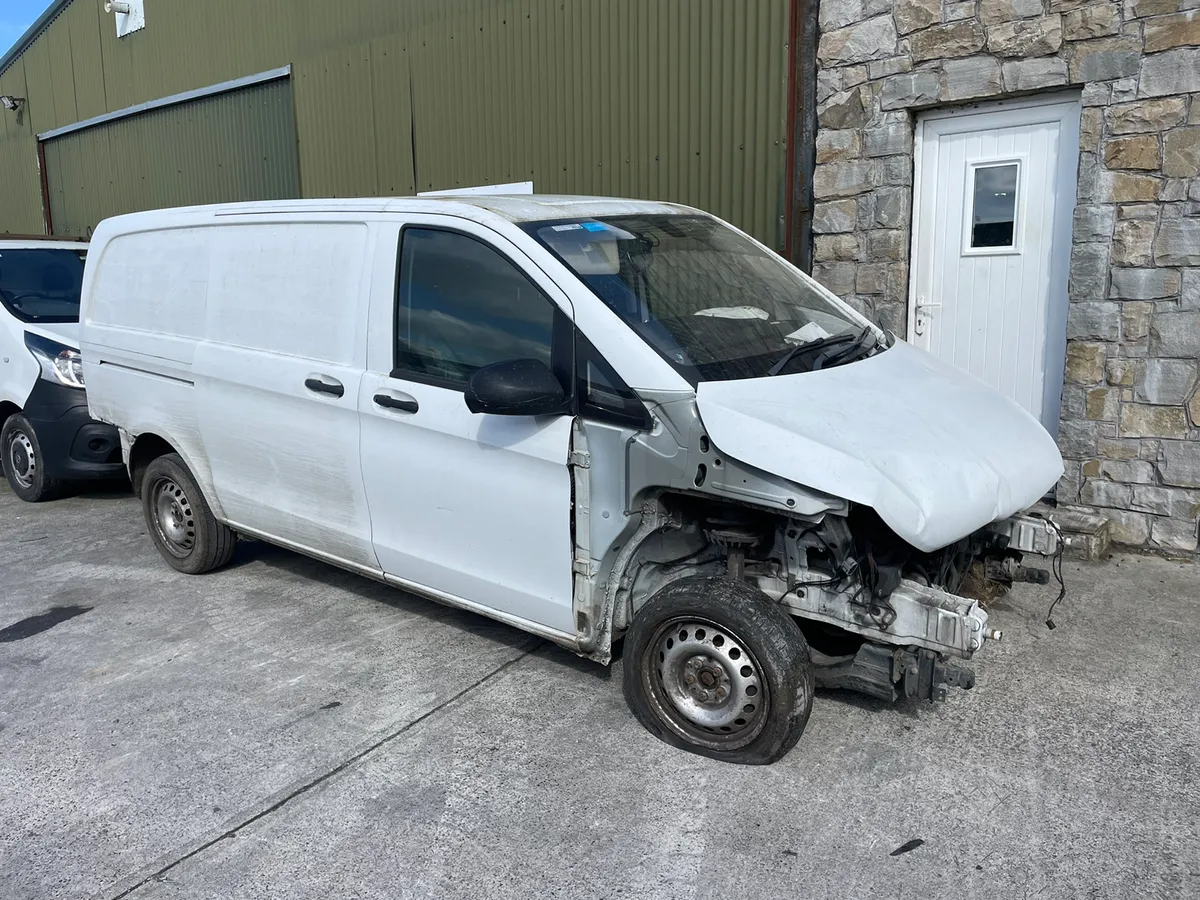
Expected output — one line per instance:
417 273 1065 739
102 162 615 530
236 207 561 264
623 576 814 765
1 414 61 502
142 453 236 574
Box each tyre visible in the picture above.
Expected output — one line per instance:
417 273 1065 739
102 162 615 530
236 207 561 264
141 453 236 574
1 414 62 502
623 576 814 765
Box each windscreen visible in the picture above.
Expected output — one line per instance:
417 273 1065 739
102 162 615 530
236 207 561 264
525 215 883 382
0 249 87 324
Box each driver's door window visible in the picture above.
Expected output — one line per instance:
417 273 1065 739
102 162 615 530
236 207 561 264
394 228 567 389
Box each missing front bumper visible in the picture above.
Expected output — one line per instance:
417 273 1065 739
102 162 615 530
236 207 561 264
779 576 997 660
814 643 977 703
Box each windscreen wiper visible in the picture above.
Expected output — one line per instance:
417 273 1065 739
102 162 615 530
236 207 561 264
767 331 861 376
812 326 876 371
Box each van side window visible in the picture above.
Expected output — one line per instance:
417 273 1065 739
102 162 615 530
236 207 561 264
394 228 560 387
577 334 652 430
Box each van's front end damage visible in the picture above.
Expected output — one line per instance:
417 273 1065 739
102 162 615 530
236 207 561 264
772 579 996 702
571 340 1066 761
742 508 1060 703
765 513 1057 701
590 472 1062 706
579 385 1064 706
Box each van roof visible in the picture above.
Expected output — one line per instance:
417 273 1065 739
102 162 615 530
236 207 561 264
0 235 88 250
92 195 701 230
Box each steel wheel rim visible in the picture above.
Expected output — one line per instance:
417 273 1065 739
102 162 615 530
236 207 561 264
151 476 196 558
7 430 36 489
642 615 769 751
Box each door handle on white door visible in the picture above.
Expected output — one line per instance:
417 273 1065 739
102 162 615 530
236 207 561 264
304 375 345 398
374 390 419 414
913 296 941 337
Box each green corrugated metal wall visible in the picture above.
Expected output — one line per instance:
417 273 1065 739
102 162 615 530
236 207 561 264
0 53 44 232
0 0 790 245
42 80 300 236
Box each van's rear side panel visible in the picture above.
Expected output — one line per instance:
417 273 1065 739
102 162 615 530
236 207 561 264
81 222 221 513
81 210 379 571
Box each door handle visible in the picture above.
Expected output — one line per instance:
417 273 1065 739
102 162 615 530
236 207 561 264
913 295 941 337
305 376 345 398
374 392 419 414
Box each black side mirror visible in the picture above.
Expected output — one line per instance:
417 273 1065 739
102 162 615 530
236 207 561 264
464 358 569 417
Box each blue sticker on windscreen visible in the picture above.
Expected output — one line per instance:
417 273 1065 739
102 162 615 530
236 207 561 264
581 222 607 232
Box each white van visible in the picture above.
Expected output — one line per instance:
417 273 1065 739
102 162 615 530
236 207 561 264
1 236 125 501
80 196 1063 764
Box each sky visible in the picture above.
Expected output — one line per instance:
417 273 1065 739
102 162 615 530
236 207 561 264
1 0 51 58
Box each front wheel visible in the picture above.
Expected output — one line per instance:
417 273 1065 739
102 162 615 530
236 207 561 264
623 576 814 765
142 453 237 574
1 414 61 502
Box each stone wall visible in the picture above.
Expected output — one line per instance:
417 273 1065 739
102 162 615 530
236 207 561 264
812 0 1200 553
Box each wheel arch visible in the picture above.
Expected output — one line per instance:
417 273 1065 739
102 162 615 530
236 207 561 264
0 400 20 429
125 429 227 521
596 490 797 650
127 432 182 498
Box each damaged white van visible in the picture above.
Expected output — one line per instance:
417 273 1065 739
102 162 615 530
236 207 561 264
80 196 1063 764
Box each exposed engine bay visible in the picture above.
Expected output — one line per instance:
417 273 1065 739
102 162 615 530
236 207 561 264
613 493 1062 704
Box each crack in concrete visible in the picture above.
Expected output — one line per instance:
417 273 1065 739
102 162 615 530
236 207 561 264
101 643 543 900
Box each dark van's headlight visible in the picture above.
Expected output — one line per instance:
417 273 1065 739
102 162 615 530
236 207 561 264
25 332 86 388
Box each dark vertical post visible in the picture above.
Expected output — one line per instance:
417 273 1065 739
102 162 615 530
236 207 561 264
784 0 817 272
36 140 54 235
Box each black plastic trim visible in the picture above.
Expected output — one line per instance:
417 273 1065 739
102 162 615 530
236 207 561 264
304 377 345 398
374 394 419 414
576 332 653 431
20 380 125 481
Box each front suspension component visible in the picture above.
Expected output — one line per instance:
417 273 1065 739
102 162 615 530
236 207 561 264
898 648 976 703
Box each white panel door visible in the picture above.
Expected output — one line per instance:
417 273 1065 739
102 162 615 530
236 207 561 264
909 96 1081 433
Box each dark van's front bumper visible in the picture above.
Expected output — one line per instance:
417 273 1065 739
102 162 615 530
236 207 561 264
23 380 125 482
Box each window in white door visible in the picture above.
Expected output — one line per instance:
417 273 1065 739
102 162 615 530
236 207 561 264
966 161 1021 254
394 227 565 388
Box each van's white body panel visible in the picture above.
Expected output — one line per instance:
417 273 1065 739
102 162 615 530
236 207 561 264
79 195 1063 650
0 312 39 410
696 340 1064 553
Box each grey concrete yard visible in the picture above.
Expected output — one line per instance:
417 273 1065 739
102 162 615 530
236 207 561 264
1 483 1197 900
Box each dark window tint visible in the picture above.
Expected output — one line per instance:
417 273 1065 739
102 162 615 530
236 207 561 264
971 164 1018 249
0 249 86 323
395 229 558 386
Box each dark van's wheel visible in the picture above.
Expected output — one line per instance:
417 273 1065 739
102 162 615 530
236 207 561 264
1 414 62 503
623 576 814 765
142 453 236 575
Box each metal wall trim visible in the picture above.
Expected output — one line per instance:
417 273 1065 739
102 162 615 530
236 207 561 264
37 65 292 141
785 0 818 272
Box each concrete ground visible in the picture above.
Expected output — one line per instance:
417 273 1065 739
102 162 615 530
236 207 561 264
0 483 1197 900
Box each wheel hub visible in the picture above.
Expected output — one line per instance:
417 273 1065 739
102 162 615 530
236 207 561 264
647 618 768 749
7 431 36 488
152 478 196 557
